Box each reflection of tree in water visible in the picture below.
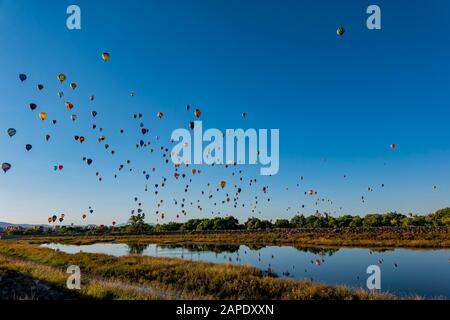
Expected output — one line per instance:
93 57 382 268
246 244 266 251
127 243 150 255
158 244 240 254
369 248 394 253
293 246 339 257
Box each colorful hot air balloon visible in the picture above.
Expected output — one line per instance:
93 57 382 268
79 136 85 143
194 108 202 118
58 91 64 98
65 102 74 110
39 112 48 120
390 143 396 150
219 180 226 189
89 95 95 101
7 128 16 138
70 83 77 90
157 112 164 119
58 74 66 83
19 74 27 82
102 52 110 61
337 27 345 36
1 163 11 173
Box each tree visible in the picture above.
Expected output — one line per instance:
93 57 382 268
127 213 150 233
290 215 306 228
274 219 290 229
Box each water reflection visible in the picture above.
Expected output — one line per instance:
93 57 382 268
41 242 450 298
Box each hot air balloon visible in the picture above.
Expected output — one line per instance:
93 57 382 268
189 121 195 129
45 134 51 141
82 214 87 219
65 102 74 110
19 74 27 82
194 108 202 118
242 112 247 118
48 217 53 223
390 144 396 149
91 111 97 117
1 163 11 173
58 91 64 98
89 95 95 101
112 221 116 226
157 112 164 119
39 112 48 120
79 136 85 143
37 84 44 90
337 27 345 36
70 83 77 90
98 135 106 142
71 114 77 121
58 74 66 83
25 144 32 151
7 128 16 138
102 52 110 61
86 159 93 165
219 181 226 189
29 103 37 111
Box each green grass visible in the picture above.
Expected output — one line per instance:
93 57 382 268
0 241 395 300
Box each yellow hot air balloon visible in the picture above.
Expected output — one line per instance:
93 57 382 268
39 112 48 120
58 74 66 83
98 135 106 142
219 180 226 189
70 83 77 90
102 52 110 61
65 102 74 110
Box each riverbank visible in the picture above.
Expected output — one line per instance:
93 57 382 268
0 241 395 300
14 227 450 248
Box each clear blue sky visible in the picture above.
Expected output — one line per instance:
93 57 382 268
1 0 450 225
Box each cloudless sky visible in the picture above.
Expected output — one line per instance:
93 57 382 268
1 0 450 225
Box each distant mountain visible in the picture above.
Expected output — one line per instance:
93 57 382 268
0 222 50 229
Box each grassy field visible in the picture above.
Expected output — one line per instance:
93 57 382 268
18 226 450 248
0 240 396 300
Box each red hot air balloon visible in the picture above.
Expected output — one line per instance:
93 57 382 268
390 144 396 150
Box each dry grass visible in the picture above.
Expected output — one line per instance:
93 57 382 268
22 227 450 248
0 241 395 300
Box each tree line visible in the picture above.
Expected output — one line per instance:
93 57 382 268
2 208 449 236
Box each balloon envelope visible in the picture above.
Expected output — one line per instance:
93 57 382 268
7 128 16 137
1 163 11 173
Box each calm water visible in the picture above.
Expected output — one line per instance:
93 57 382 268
41 243 450 298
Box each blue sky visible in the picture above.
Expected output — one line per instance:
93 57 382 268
1 0 450 225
